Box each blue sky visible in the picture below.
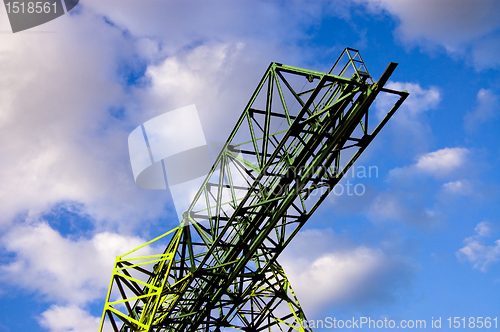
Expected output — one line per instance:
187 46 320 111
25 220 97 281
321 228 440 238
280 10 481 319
0 1 499 331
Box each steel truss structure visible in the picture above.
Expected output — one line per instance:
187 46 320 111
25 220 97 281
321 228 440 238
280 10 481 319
99 48 408 332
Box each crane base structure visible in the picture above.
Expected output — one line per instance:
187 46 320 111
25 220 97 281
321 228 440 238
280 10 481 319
99 48 409 332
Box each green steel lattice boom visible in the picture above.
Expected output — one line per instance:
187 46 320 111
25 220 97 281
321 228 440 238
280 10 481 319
99 48 409 332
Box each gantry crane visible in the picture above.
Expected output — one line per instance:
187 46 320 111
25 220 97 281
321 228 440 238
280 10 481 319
99 48 408 332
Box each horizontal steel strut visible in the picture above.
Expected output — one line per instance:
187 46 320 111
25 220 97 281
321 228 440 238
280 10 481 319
99 48 409 332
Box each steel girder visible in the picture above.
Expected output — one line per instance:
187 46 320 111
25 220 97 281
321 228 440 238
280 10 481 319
99 48 409 332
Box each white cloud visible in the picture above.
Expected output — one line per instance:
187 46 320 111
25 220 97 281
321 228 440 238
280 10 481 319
442 180 472 195
81 0 329 51
0 7 177 229
137 41 251 142
475 221 494 237
389 147 469 179
284 247 386 310
0 7 281 231
415 147 468 176
358 0 500 69
375 81 440 155
0 222 151 305
0 0 369 230
368 147 470 225
383 82 441 117
280 229 414 315
457 240 500 272
464 89 499 132
363 0 500 48
385 147 469 186
456 221 500 272
39 305 100 332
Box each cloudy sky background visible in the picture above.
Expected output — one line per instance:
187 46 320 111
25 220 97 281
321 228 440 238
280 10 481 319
0 1 499 331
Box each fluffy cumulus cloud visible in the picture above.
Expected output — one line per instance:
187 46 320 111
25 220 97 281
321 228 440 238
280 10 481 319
369 147 470 225
0 0 340 230
280 229 414 315
375 81 440 155
0 6 177 230
137 41 258 143
389 147 469 179
0 220 164 331
0 222 152 305
357 0 500 68
87 0 345 40
39 305 100 332
285 247 391 309
464 89 499 132
415 147 468 177
442 180 472 195
456 221 500 272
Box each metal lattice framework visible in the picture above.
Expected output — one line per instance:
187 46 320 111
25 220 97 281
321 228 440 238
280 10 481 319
99 48 408 332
